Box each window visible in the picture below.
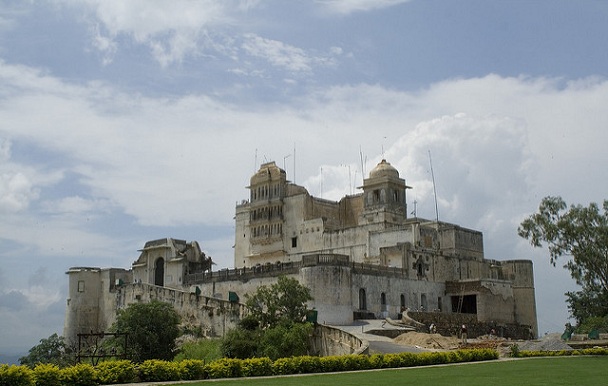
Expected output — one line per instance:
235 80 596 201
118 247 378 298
381 292 387 312
78 280 85 292
420 294 427 311
291 237 297 248
359 288 367 310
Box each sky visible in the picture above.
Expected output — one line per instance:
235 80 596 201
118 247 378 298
1 0 608 356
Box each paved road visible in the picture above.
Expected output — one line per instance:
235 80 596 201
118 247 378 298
330 319 428 354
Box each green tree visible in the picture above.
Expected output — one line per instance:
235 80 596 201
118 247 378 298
19 333 73 367
245 276 313 329
109 300 181 362
518 196 608 324
221 276 314 359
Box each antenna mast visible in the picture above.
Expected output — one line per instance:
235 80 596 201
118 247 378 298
428 150 439 224
359 146 366 182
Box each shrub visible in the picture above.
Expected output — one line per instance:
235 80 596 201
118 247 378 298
509 344 521 357
177 359 207 380
95 360 137 384
205 358 243 379
138 360 182 382
174 339 222 362
33 363 62 386
59 363 98 386
241 357 273 377
0 364 34 386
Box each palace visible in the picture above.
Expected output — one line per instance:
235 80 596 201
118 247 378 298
64 159 538 345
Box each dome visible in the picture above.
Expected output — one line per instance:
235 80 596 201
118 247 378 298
369 159 399 179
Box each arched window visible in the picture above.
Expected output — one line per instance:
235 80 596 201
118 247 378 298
154 258 164 287
400 294 406 309
359 288 367 310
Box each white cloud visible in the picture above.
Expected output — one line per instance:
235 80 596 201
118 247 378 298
1 61 607 342
241 33 338 74
69 0 247 66
0 138 63 214
316 0 412 15
0 267 66 352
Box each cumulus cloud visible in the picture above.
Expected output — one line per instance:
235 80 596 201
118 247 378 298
0 267 65 352
241 33 338 74
68 0 246 66
316 0 412 15
0 139 42 213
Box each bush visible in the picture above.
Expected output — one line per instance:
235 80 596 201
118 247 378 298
241 357 273 377
177 359 207 380
174 339 222 362
138 360 182 382
95 360 137 384
0 364 34 386
205 358 243 379
33 363 62 386
59 363 98 386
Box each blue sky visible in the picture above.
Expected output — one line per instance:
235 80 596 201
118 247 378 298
1 0 608 356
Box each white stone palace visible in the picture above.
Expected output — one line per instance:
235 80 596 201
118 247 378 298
64 159 538 345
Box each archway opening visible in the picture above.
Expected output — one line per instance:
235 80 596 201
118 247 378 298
359 288 367 310
155 258 165 287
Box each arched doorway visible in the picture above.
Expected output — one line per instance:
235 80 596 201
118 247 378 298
359 288 367 310
380 292 387 312
154 258 165 286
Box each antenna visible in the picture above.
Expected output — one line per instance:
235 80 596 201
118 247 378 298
382 136 387 159
319 166 323 198
254 148 258 172
293 142 296 184
428 150 439 224
359 146 366 181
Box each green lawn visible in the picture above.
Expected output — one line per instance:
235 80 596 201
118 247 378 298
173 356 608 386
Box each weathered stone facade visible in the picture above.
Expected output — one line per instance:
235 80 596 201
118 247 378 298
64 159 538 346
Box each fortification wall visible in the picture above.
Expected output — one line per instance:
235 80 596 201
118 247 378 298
311 325 369 356
116 283 245 338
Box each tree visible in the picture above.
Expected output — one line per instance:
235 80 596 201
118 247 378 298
245 276 313 329
19 333 73 367
518 196 608 324
221 276 314 359
109 300 181 362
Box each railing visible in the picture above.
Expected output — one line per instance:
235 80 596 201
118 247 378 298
184 254 409 285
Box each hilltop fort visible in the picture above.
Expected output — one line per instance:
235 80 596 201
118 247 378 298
64 159 538 345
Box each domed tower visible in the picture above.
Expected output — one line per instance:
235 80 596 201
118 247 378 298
235 161 289 268
359 159 411 225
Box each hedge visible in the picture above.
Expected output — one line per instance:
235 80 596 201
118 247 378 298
515 347 608 358
0 348 505 385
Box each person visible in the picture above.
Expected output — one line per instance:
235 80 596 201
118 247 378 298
461 324 468 345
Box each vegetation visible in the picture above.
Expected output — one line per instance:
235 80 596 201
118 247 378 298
108 300 181 362
173 339 222 362
0 348 502 385
221 276 314 359
168 356 608 386
245 276 313 329
518 196 608 326
19 333 73 368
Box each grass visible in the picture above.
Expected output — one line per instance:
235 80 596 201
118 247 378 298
171 356 608 385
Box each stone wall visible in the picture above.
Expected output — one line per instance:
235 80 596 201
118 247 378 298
310 325 369 356
410 311 533 340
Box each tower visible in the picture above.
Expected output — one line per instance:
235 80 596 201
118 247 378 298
234 161 288 267
359 159 411 225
